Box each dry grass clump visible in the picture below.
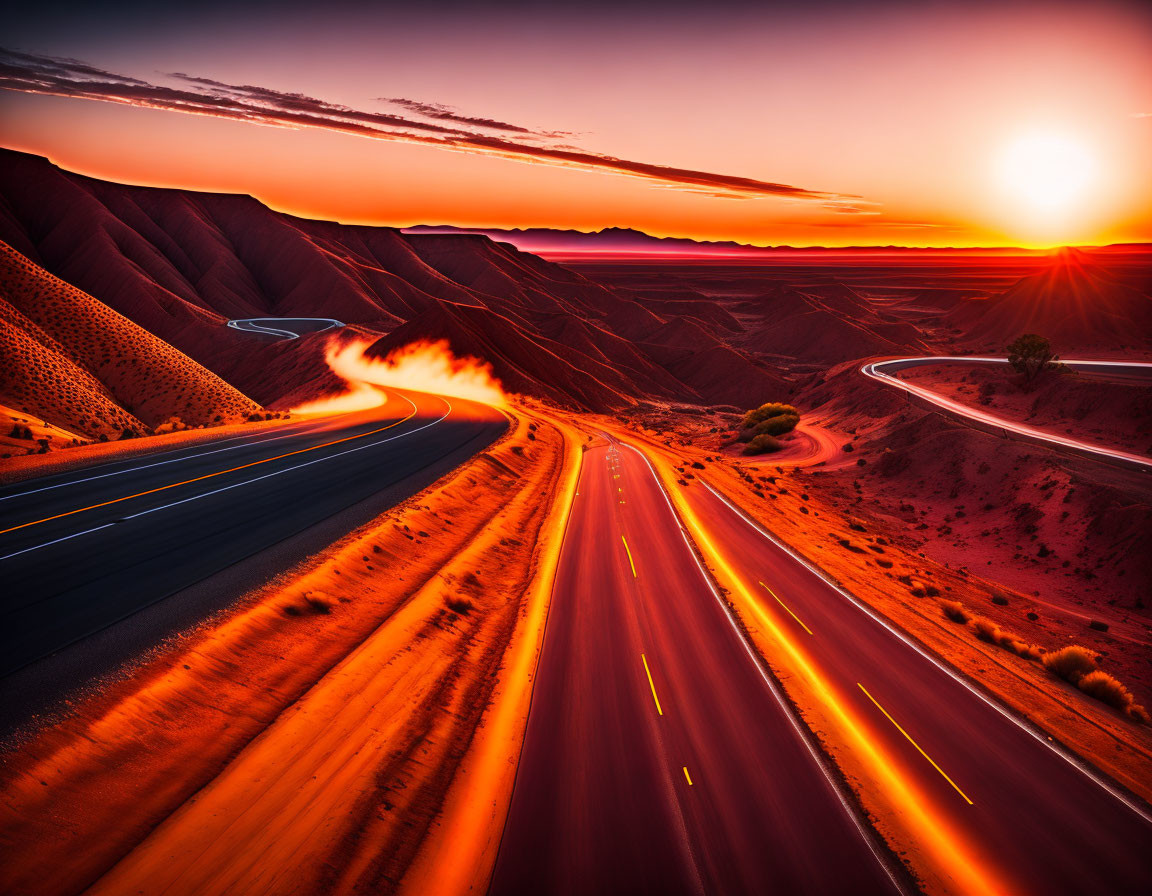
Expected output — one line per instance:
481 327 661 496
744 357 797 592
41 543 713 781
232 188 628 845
941 600 970 623
1042 644 1099 683
1077 671 1149 723
1035 645 1147 722
972 617 1042 660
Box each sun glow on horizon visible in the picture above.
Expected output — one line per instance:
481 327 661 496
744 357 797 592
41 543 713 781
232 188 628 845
995 130 1099 242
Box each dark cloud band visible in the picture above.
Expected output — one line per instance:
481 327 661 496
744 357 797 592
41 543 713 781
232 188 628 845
0 47 851 203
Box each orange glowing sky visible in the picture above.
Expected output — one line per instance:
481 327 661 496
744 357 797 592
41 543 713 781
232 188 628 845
2 1 1150 248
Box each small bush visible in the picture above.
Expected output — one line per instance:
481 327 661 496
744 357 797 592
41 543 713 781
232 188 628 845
973 617 1041 660
743 434 783 455
942 601 970 623
445 597 474 615
1077 671 1147 722
754 414 800 437
741 402 799 430
1042 645 1099 683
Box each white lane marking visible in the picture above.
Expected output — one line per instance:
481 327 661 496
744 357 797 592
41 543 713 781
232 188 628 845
0 523 117 562
124 397 445 521
701 480 1152 828
0 421 324 503
861 357 1151 469
4 395 452 558
227 318 344 341
614 439 907 895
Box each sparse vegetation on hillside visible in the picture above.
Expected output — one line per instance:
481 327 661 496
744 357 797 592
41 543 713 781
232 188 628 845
737 402 800 454
1007 333 1058 389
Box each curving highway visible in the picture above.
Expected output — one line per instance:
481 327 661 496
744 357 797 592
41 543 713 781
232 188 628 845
226 317 345 340
0 390 506 731
862 356 1152 471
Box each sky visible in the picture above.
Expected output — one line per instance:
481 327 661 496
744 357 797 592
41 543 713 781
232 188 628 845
1 0 1150 248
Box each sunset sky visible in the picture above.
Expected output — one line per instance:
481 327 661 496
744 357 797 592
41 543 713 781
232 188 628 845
2 0 1150 248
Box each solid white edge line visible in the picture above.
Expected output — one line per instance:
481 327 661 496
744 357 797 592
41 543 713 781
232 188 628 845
615 439 909 896
862 358 1151 469
0 420 323 503
0 523 117 561
5 394 450 556
123 393 437 519
699 478 1152 828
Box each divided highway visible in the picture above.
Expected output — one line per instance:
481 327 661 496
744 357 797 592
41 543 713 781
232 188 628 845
0 390 505 728
489 439 902 896
862 356 1152 470
672 468 1152 894
493 436 1152 895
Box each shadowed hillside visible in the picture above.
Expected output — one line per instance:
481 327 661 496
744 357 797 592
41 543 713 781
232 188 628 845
0 150 791 412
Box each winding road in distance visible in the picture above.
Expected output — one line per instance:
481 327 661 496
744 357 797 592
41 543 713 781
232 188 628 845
862 356 1152 470
0 389 506 732
226 317 345 340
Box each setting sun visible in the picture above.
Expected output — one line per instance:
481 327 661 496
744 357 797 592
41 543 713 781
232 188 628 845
997 131 1097 215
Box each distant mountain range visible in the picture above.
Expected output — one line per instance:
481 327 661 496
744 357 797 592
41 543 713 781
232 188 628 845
402 225 1142 258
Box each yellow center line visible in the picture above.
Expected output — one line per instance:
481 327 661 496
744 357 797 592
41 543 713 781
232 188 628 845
641 653 663 716
0 403 419 536
683 766 693 786
621 535 638 578
758 581 814 636
857 682 974 806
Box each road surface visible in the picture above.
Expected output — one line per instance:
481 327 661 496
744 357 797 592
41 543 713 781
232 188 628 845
0 390 505 730
489 439 903 896
226 317 344 340
675 477 1152 895
862 357 1151 470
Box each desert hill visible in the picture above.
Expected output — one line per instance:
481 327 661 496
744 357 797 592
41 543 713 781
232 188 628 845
0 240 261 441
0 149 793 412
948 248 1152 352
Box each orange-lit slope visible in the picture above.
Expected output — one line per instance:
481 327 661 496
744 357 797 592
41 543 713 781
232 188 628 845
0 241 261 438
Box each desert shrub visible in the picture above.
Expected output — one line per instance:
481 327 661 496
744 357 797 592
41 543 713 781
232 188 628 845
753 413 800 437
973 617 1042 660
1042 644 1099 683
1077 671 1135 711
743 434 783 455
445 597 474 615
942 601 969 623
154 416 187 435
1076 671 1148 721
741 402 799 430
1007 333 1058 388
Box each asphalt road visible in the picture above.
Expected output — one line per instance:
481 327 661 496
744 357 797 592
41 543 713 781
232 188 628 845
489 439 903 896
0 390 506 728
862 356 1152 470
678 479 1152 895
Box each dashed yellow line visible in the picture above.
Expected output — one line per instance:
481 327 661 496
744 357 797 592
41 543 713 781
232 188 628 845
621 535 638 578
758 581 813 636
857 682 973 805
642 653 663 716
683 766 693 786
